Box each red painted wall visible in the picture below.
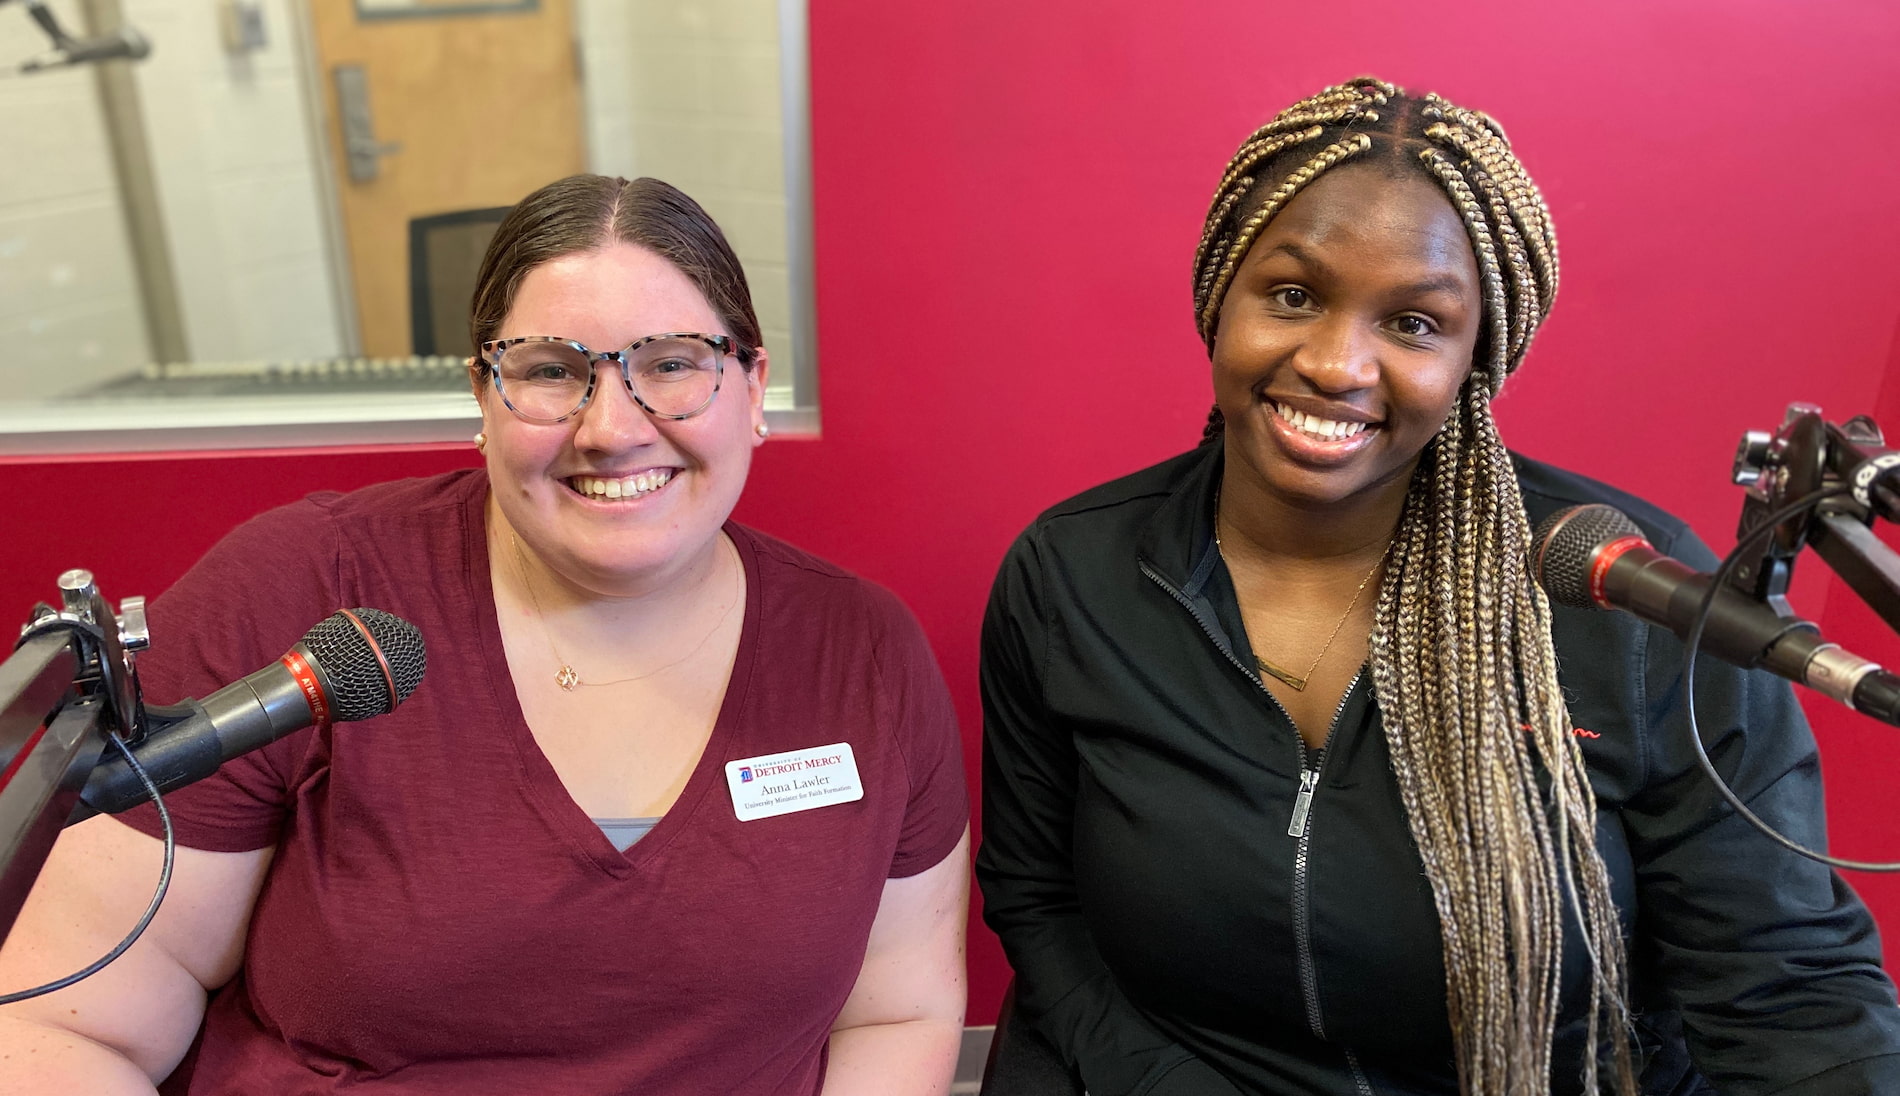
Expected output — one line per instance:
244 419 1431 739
5 0 1899 1027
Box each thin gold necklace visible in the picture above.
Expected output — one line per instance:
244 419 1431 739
1213 510 1390 692
509 533 740 691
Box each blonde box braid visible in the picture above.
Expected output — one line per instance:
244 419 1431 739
1192 78 1635 1095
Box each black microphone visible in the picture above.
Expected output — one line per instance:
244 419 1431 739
18 27 151 72
69 608 426 821
1531 504 1900 726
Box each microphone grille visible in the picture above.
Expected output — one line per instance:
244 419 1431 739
298 608 427 722
1530 504 1644 610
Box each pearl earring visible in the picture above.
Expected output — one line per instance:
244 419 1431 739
473 431 487 452
755 422 771 439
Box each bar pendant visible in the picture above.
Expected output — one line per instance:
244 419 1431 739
1257 656 1307 691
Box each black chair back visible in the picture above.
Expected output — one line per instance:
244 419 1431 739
408 207 512 356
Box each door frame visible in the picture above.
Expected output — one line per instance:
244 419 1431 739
289 0 364 359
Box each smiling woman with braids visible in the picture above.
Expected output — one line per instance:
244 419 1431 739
976 78 1900 1095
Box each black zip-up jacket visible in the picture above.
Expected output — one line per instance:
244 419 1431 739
976 443 1900 1095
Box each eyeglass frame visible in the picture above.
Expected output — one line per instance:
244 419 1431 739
476 332 755 425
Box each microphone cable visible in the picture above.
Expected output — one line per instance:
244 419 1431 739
1678 482 1900 872
0 731 175 1004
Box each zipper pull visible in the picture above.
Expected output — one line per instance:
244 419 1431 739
1287 768 1319 838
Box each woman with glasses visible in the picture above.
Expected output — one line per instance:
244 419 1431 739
976 78 1900 1095
0 176 970 1095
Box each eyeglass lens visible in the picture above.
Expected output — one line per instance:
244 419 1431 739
495 337 721 420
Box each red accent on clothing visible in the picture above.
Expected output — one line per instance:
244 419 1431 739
117 470 967 1096
1519 722 1603 740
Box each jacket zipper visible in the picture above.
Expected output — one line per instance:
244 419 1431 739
1291 681 1376 1096
1287 767 1320 837
1291 681 1356 1039
1144 561 1376 1095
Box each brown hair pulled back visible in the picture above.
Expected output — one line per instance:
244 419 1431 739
1196 78 1634 1095
468 175 761 374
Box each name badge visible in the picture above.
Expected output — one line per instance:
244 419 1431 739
725 743 865 821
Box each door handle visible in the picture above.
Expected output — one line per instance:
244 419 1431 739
333 63 401 183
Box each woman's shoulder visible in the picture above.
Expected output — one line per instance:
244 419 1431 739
168 469 485 637
287 468 486 526
1511 452 1702 558
210 469 486 574
1027 446 1211 531
728 522 918 634
149 469 487 670
222 468 483 541
728 521 854 582
977 446 1214 609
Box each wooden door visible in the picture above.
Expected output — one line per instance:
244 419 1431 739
307 0 585 357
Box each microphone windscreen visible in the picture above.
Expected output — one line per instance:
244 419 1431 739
1530 504 1645 610
298 608 426 721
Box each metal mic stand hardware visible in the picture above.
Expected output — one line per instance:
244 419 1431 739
0 570 148 940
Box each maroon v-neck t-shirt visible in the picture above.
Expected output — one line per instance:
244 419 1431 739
119 470 968 1095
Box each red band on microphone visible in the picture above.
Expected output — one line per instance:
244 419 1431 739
1589 535 1650 610
281 650 332 730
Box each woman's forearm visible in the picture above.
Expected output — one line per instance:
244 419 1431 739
821 1017 963 1096
0 1015 160 1095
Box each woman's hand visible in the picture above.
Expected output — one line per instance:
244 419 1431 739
822 828 970 1096
0 815 272 1092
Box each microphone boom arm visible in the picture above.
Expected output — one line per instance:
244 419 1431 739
20 1 77 51
1809 511 1900 634
2 570 164 940
0 630 111 942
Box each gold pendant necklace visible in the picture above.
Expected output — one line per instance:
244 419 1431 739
509 533 739 692
1213 508 1389 693
1249 567 1375 691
